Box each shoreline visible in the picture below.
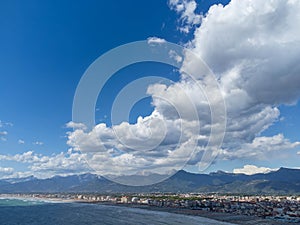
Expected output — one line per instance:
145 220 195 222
0 194 76 204
1 195 298 225
88 202 293 225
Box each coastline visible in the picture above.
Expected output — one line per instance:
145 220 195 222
0 194 76 204
1 195 298 225
94 202 299 225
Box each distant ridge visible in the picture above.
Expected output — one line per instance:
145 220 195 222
1 167 300 194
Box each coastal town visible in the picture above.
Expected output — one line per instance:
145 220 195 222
2 193 300 223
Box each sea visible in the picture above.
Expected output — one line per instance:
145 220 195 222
0 198 234 225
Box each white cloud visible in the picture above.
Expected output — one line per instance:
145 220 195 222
33 141 43 146
233 165 278 175
0 150 91 179
67 111 199 177
18 139 25 144
147 37 166 45
0 167 14 178
0 131 8 141
0 167 14 173
168 0 202 33
220 134 300 160
0 120 13 128
0 120 12 141
178 0 300 160
0 131 8 136
65 0 300 179
0 151 43 163
191 0 300 105
169 50 183 63
66 121 87 130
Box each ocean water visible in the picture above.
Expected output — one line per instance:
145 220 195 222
0 199 234 225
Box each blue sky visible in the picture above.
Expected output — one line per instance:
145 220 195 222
0 0 300 180
0 0 177 152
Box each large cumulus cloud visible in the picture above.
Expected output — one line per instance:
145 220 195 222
65 0 300 179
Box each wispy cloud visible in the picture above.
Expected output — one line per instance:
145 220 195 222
0 167 14 178
33 141 43 146
0 131 8 141
0 120 13 128
18 139 25 144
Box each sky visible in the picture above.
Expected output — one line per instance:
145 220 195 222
0 0 300 181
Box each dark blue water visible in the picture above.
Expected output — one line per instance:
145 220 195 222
0 199 234 225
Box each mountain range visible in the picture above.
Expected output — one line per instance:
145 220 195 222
1 167 300 194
